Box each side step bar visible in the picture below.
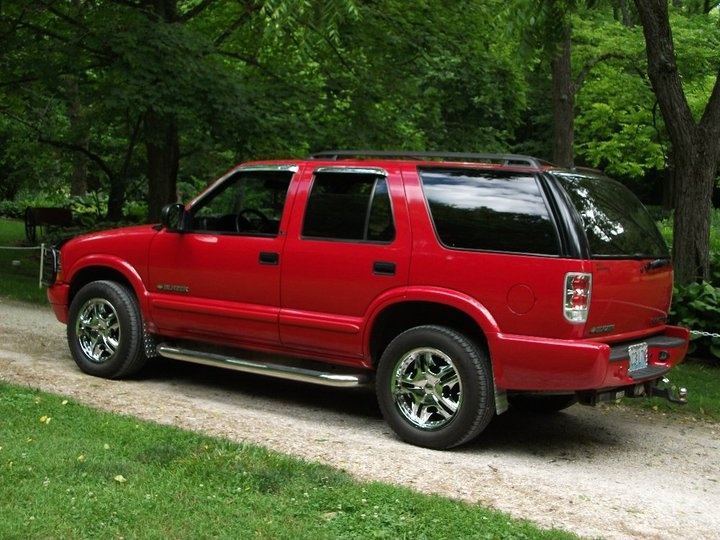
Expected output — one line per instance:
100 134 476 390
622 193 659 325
156 343 372 388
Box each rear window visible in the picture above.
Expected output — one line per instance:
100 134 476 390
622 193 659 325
554 172 669 258
418 168 559 255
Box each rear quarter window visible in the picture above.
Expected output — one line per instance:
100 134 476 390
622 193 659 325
418 167 559 255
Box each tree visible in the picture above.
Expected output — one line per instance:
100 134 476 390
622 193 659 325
634 0 720 283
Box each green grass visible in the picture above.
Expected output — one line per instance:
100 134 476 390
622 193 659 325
634 359 720 421
0 382 575 540
0 219 48 303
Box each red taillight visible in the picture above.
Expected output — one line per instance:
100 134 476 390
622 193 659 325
564 272 592 323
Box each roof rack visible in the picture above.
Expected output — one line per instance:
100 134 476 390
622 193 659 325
309 150 550 170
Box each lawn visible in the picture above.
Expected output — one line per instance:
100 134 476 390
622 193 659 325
0 382 575 540
0 219 48 303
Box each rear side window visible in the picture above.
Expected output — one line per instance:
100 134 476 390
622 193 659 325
555 173 669 258
419 168 559 255
302 171 395 242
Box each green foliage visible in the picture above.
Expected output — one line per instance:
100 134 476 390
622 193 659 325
0 200 23 219
670 281 720 358
0 383 576 540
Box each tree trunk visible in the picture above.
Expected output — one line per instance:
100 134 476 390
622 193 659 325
144 108 179 222
65 77 88 197
551 26 574 168
141 0 180 223
672 146 716 284
635 0 720 283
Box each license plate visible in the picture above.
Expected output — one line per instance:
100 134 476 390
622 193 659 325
628 343 648 372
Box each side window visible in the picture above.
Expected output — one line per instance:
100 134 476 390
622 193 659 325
190 170 292 236
419 167 559 255
302 171 395 242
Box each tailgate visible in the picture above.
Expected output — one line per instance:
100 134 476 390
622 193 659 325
585 259 673 337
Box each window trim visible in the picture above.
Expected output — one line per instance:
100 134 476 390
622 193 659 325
301 170 396 244
184 168 295 237
418 166 561 257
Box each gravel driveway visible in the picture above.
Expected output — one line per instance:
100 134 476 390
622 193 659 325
1 298 718 539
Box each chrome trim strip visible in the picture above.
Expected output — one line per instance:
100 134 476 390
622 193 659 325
314 166 388 176
156 344 371 388
236 164 299 173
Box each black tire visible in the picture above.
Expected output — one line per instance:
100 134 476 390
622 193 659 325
376 325 495 450
508 394 578 413
67 280 148 379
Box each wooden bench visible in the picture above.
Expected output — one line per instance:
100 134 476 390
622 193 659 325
24 207 73 243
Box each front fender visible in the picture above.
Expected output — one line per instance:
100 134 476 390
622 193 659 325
65 255 151 319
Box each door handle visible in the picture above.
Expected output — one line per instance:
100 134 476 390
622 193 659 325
259 251 280 265
373 261 396 276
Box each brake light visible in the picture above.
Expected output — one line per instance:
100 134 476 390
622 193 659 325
564 272 592 323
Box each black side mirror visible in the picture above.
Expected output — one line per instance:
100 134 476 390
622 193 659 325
160 203 186 232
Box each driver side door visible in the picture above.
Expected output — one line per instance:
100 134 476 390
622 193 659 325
147 165 298 347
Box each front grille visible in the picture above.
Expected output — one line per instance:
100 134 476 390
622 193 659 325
40 246 60 286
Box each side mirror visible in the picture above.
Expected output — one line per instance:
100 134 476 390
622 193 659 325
160 203 186 232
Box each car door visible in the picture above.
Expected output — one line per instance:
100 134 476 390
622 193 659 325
147 165 298 347
279 165 411 361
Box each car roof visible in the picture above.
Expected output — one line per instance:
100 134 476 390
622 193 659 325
243 151 562 174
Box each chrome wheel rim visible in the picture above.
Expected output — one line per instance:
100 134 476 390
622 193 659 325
390 347 462 430
75 298 121 364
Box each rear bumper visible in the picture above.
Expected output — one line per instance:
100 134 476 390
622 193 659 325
492 325 689 391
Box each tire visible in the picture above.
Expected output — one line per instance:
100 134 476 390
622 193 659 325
67 280 147 379
508 394 578 413
376 325 495 450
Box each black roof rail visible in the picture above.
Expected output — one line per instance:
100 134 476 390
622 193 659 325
308 150 551 170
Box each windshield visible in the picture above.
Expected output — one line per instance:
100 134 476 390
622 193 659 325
554 172 669 259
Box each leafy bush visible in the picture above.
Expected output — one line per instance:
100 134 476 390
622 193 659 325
0 200 23 219
670 281 720 359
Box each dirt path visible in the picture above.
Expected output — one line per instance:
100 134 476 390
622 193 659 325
1 298 719 539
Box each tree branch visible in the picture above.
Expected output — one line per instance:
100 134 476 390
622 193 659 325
574 52 632 92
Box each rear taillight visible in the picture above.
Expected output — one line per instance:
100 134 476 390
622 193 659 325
564 272 592 323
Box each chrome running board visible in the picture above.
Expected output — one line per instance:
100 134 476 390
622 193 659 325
156 343 371 388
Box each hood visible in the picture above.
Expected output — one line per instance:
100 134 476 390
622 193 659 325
61 224 161 279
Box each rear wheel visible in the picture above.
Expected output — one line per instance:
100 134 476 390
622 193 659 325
67 280 147 379
376 325 495 449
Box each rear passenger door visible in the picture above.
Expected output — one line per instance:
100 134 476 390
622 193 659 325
280 165 411 360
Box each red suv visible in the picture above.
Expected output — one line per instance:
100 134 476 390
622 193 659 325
44 151 689 449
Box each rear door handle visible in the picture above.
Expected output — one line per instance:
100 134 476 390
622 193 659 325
259 252 280 265
373 261 396 276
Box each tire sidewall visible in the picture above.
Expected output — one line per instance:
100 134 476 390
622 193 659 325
67 280 144 379
376 325 494 449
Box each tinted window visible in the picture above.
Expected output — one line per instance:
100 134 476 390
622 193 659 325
419 168 559 254
303 172 395 242
555 172 669 258
190 170 292 235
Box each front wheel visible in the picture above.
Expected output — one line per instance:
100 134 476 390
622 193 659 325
67 280 148 379
376 325 495 449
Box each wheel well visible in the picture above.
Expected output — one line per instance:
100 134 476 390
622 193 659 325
369 302 488 366
68 267 135 306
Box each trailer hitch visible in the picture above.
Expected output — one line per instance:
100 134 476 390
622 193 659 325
649 377 688 405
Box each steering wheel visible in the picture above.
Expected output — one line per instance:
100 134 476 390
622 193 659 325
236 208 270 232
